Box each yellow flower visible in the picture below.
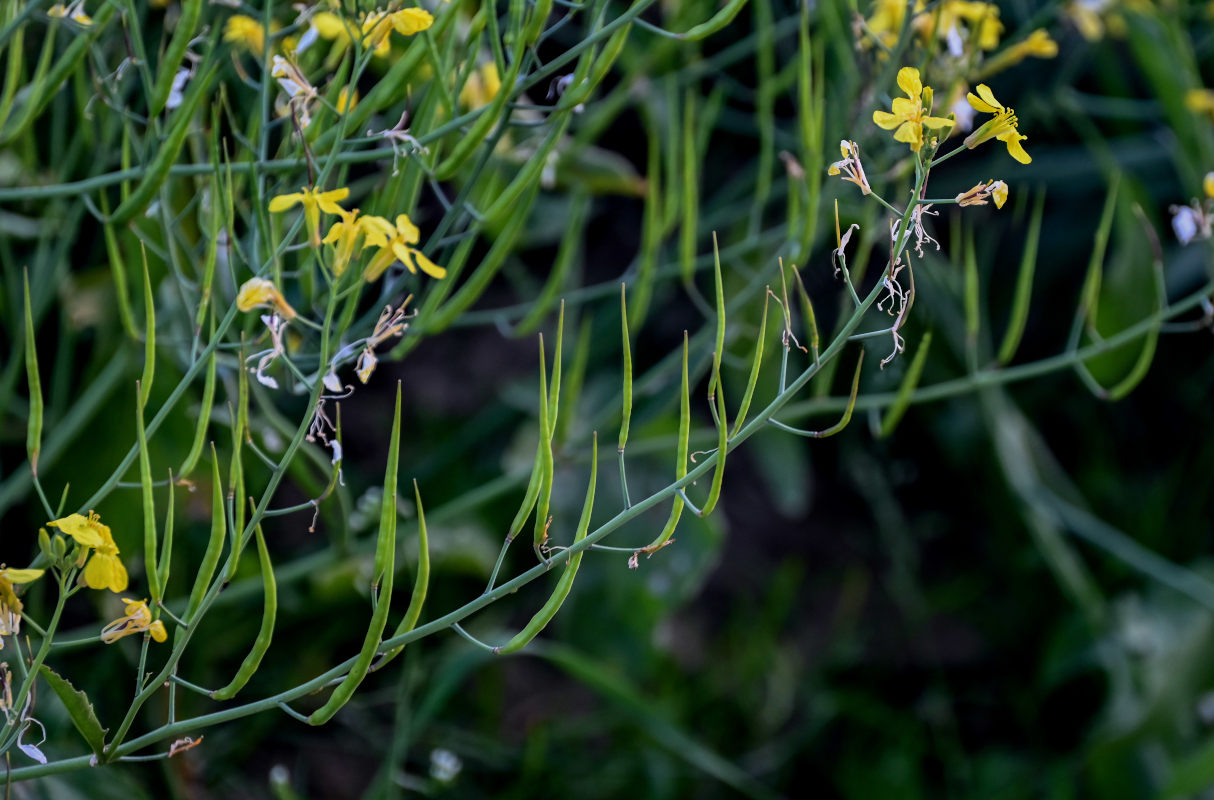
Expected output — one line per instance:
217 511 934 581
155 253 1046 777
224 14 266 54
390 8 434 36
48 0 92 25
862 0 920 51
0 566 44 642
322 210 393 276
269 186 350 246
236 277 297 320
1204 172 1214 199
363 214 446 282
1186 88 1214 119
80 519 129 594
963 84 1031 164
872 67 954 153
459 63 502 110
101 598 167 644
46 512 105 548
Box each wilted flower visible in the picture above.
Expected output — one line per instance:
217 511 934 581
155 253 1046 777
955 179 1008 208
827 140 871 195
101 598 167 644
48 0 91 25
236 277 297 320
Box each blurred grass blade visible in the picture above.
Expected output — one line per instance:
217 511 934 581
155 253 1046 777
679 91 699 286
997 188 1045 365
147 0 202 116
879 331 932 438
177 330 217 479
533 333 556 556
517 195 589 336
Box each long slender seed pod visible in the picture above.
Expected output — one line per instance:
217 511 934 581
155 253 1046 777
184 449 227 626
22 270 42 475
547 302 565 440
699 358 729 517
643 334 690 551
619 284 634 454
210 524 277 700
497 433 597 654
148 0 202 115
680 0 749 40
879 332 932 438
732 291 769 437
308 384 401 725
177 332 217 479
373 479 432 671
136 382 161 603
140 244 156 408
522 0 553 46
533 334 556 554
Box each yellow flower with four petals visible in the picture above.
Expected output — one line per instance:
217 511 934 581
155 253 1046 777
963 84 1031 164
872 67 954 153
269 186 350 247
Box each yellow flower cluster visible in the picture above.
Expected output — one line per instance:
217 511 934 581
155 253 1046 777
864 0 1002 54
48 511 128 593
267 187 445 281
308 7 434 58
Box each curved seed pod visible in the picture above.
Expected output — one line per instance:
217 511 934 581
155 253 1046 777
148 0 203 116
22 270 42 475
679 0 749 41
642 333 689 552
533 333 556 555
210 523 277 700
184 448 227 625
308 384 401 725
109 59 220 224
699 238 729 516
771 350 865 438
372 479 431 671
497 433 597 655
619 284 634 454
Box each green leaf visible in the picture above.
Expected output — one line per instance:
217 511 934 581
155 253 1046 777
39 666 107 758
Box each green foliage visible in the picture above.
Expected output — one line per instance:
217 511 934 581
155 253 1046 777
0 0 1213 797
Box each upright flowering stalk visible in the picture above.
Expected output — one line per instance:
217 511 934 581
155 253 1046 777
963 84 1031 164
873 67 954 153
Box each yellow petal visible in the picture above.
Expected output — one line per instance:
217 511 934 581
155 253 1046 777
391 8 434 36
991 180 1008 208
969 84 1003 114
392 242 416 272
923 114 955 129
999 132 1032 164
410 249 447 279
47 514 104 547
268 192 304 212
1204 172 1214 199
149 620 167 642
0 568 43 584
873 110 901 130
896 67 922 100
394 214 420 244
